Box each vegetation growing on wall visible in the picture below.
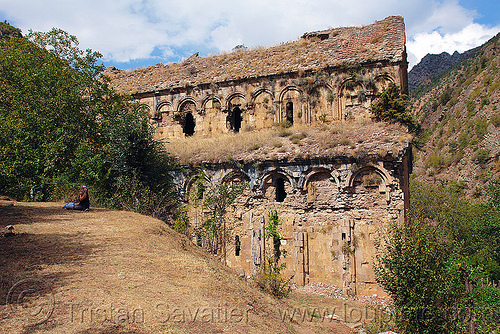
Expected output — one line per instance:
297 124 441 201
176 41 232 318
370 82 418 131
192 170 247 263
256 207 291 298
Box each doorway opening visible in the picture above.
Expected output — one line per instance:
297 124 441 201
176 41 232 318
275 177 287 202
183 112 195 136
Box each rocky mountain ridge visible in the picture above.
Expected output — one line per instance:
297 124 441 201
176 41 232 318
410 32 500 197
408 48 478 92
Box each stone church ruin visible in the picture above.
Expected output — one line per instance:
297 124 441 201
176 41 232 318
106 16 411 296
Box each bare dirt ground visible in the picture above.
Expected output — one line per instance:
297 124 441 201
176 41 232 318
0 199 358 334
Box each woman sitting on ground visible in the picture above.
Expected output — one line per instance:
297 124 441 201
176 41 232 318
63 186 90 211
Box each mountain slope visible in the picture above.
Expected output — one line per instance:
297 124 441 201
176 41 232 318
410 32 500 197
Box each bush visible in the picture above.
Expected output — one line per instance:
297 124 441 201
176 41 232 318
376 180 500 333
370 83 418 131
476 149 490 164
0 26 179 219
255 208 291 298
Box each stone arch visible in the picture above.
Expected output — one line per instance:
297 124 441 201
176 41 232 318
156 100 173 113
136 103 153 119
175 98 197 136
183 172 203 202
374 74 395 94
251 89 275 129
260 170 295 202
252 88 275 101
201 95 222 113
303 168 341 204
259 170 295 190
279 86 302 124
221 169 251 184
302 167 340 190
198 95 224 134
177 97 198 112
154 101 173 121
225 92 246 110
347 165 392 193
338 77 370 121
305 82 334 124
226 92 245 132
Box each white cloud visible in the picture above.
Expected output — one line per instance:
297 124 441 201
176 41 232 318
407 23 500 68
0 0 499 69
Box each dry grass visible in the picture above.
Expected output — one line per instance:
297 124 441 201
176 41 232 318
165 130 276 164
0 200 355 333
164 122 412 165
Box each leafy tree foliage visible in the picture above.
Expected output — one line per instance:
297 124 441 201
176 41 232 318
256 207 291 298
192 170 247 261
376 179 500 333
0 24 178 218
370 82 418 131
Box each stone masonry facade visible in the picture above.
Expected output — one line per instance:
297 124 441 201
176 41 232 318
107 16 411 296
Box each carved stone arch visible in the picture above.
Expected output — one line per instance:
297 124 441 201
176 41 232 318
374 74 395 93
338 77 369 121
221 169 251 184
304 81 334 124
251 88 275 102
278 86 302 124
260 169 295 203
175 98 197 136
183 172 202 202
136 103 153 118
201 95 222 113
177 97 198 112
302 167 340 191
154 101 173 122
156 100 173 113
347 164 392 193
225 92 246 110
278 86 301 103
226 92 246 132
251 88 275 128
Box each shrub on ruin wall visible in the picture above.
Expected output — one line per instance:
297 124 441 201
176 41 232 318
370 83 418 132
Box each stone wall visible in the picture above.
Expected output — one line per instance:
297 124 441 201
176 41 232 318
107 16 411 296
177 149 410 296
133 64 404 140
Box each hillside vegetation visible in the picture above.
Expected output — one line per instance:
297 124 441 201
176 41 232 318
410 32 500 198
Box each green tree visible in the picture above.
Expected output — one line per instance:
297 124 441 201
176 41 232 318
256 207 290 298
370 82 418 131
0 24 178 218
376 180 500 333
195 171 247 262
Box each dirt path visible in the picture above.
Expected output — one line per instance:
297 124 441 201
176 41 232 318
0 200 355 334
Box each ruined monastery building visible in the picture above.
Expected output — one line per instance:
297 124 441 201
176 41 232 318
107 16 411 296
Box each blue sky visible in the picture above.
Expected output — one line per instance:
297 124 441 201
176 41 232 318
1 0 499 70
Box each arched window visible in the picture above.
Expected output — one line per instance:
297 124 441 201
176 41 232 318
286 102 293 125
275 177 287 202
227 107 242 132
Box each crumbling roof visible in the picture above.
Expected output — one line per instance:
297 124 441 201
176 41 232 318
105 16 406 95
